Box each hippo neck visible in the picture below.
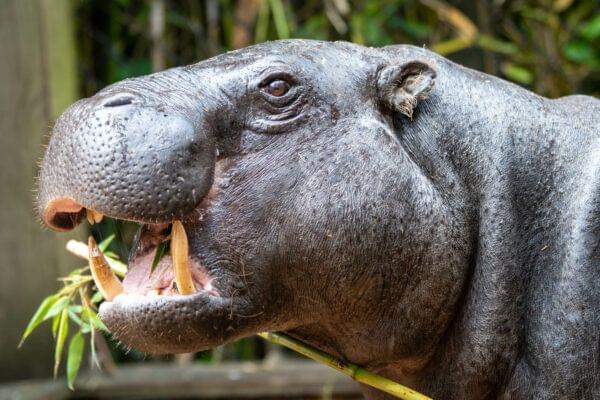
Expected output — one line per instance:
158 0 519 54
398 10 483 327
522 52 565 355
396 56 558 398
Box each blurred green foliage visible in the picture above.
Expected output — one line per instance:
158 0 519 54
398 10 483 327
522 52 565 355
70 0 598 366
76 0 599 98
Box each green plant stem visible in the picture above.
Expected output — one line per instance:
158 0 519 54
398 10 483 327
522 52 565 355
258 332 432 400
267 0 290 39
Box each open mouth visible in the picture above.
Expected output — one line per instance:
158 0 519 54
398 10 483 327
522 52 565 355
42 162 262 353
86 210 218 303
85 207 244 354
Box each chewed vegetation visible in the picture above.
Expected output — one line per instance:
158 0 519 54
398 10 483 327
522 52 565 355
19 235 118 389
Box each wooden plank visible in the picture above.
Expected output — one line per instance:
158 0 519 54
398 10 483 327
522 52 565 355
71 361 363 399
0 361 363 399
0 380 68 400
0 0 81 382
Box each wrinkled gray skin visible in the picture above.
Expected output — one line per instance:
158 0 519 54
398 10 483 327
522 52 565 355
37 40 599 399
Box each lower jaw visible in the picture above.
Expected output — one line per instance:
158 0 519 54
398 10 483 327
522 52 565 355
98 290 234 354
87 216 234 352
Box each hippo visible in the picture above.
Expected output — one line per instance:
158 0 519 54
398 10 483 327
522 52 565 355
36 40 599 399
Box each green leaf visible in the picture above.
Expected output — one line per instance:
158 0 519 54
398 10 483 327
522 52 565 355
54 309 69 378
88 312 109 333
69 305 83 313
52 313 61 338
66 332 84 390
268 0 290 39
107 258 127 278
44 297 70 320
395 19 432 39
477 35 518 55
579 14 600 40
19 294 59 347
68 310 83 326
80 323 91 334
103 251 120 259
432 37 472 55
501 63 534 85
98 234 116 252
82 305 109 333
68 267 88 277
563 40 594 63
90 291 104 304
150 240 169 274
89 325 99 368
255 0 270 43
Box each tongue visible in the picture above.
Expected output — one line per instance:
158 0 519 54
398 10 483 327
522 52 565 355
123 220 197 295
122 251 174 294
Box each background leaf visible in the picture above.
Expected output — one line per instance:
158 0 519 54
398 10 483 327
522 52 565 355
268 0 290 39
150 240 169 274
579 14 600 40
66 332 84 390
98 234 116 252
501 62 534 85
54 309 70 377
90 291 104 304
52 313 62 338
18 294 58 347
84 306 109 332
44 297 71 321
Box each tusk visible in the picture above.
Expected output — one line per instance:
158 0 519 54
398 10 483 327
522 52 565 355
86 209 104 224
66 240 127 277
171 221 196 295
88 236 123 301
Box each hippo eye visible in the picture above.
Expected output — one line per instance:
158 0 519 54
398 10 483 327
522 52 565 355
263 79 290 97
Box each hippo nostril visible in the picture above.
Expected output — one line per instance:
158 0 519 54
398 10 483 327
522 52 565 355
103 95 135 108
43 197 86 232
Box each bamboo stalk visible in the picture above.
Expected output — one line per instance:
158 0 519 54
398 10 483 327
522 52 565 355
258 332 432 400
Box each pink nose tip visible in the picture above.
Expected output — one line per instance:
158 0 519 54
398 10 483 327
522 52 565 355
43 197 85 231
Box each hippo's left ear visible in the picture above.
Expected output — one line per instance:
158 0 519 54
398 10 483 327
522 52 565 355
376 60 436 120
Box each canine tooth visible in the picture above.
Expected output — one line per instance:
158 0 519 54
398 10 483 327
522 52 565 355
92 210 103 223
86 211 94 225
86 209 103 224
171 221 196 295
66 240 127 277
88 236 123 301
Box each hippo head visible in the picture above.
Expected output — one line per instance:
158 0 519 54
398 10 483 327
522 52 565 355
38 40 471 372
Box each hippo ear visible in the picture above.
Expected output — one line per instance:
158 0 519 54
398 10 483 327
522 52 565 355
376 61 436 120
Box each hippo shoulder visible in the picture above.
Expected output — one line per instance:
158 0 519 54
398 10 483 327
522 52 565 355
553 94 600 122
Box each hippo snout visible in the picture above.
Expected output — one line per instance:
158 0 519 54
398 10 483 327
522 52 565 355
38 74 216 231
